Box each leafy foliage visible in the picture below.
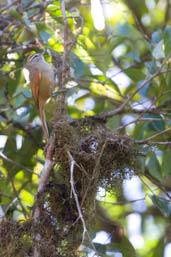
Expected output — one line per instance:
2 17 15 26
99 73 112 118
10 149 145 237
1 0 171 256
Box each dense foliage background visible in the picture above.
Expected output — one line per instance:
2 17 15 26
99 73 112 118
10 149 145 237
1 0 171 256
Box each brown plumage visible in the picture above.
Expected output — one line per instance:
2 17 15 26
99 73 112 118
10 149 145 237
26 53 54 140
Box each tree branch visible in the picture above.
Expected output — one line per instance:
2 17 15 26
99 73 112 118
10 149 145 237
0 0 19 13
0 151 36 175
124 0 150 41
135 128 171 144
33 135 55 257
86 61 171 122
57 0 69 115
164 0 171 24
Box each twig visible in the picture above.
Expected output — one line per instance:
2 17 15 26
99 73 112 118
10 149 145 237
9 178 28 219
91 59 171 121
100 197 146 206
0 151 37 175
67 151 98 254
24 1 50 11
81 140 107 207
0 192 13 199
146 141 171 145
68 15 84 52
135 128 171 144
116 117 166 132
164 0 171 24
115 102 155 132
140 175 171 200
124 0 150 41
0 0 19 13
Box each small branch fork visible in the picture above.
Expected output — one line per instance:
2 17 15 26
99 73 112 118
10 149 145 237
91 56 171 121
67 151 98 255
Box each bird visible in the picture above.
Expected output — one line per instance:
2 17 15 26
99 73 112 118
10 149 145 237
25 53 55 140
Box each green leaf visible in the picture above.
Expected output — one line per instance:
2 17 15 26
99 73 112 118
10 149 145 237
124 67 145 81
125 51 141 62
22 0 31 7
145 114 165 131
151 30 162 44
146 151 161 181
116 22 141 42
133 123 146 140
107 236 136 257
161 150 171 176
136 80 149 97
117 22 130 37
46 2 62 17
36 24 53 43
151 237 165 257
9 9 24 23
150 194 171 217
39 30 51 43
0 179 12 205
152 40 165 60
70 53 85 79
46 3 60 11
125 0 148 16
93 243 106 254
145 61 158 75
13 87 31 108
164 26 171 56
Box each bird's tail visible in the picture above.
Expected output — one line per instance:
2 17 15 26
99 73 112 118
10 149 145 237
39 103 49 140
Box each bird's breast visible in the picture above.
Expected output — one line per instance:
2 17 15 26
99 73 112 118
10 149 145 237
39 65 54 103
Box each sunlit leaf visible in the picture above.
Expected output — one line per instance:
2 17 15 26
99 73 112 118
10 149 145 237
150 237 165 257
1 0 171 256
20 189 34 206
152 40 165 60
150 195 171 217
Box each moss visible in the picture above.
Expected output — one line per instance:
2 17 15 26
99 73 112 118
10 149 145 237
0 219 32 257
0 118 143 257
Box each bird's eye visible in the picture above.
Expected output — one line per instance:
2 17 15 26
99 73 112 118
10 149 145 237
32 54 39 60
27 53 41 63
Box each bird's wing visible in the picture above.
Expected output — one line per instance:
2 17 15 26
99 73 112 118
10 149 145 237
30 68 41 108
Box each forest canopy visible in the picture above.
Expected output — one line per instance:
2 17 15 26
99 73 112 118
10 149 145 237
1 0 171 257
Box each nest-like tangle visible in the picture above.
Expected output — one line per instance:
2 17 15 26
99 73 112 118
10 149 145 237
41 118 142 256
0 118 143 257
53 119 140 190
